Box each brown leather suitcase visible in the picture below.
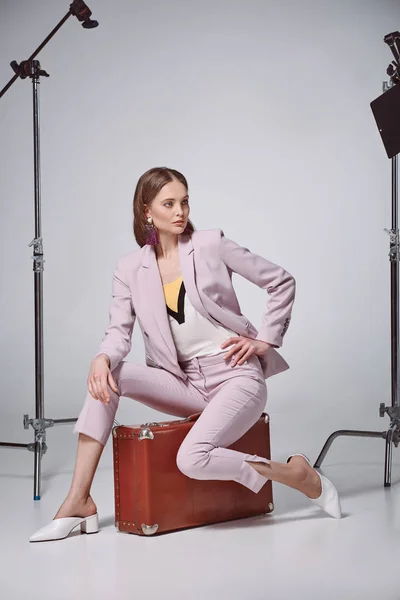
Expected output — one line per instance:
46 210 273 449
112 411 274 536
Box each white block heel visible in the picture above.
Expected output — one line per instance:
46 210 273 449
287 453 342 519
29 512 99 542
80 513 99 534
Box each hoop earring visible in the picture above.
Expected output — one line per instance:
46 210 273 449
145 217 159 245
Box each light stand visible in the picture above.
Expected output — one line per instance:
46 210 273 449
0 2 105 501
315 32 400 486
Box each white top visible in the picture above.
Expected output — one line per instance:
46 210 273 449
163 276 238 363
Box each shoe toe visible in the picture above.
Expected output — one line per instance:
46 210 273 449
286 455 342 519
29 517 82 542
312 474 342 519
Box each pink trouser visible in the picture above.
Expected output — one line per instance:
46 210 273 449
73 351 270 493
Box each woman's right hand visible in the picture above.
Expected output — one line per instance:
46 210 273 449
88 354 119 404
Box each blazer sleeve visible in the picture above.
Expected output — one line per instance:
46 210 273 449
218 229 296 348
94 256 136 371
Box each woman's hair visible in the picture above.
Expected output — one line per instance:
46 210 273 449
133 167 196 247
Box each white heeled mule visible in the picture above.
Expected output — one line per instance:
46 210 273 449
287 453 342 519
29 512 99 542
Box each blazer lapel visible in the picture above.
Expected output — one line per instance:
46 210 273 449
177 234 216 321
140 234 215 360
179 235 242 332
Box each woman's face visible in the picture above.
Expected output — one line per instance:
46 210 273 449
145 179 190 235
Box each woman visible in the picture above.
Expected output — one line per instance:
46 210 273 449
29 167 341 542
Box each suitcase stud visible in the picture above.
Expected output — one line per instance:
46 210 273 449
141 524 159 535
268 502 274 511
138 427 154 440
138 422 169 441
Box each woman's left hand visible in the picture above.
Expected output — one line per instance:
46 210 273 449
220 336 272 367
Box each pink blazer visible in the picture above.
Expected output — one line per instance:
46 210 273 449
95 228 296 381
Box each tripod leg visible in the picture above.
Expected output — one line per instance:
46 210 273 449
314 430 386 469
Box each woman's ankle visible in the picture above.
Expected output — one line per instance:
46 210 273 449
65 491 93 505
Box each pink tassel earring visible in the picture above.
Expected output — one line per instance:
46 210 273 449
145 217 159 245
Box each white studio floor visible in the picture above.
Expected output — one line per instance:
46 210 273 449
1 416 400 600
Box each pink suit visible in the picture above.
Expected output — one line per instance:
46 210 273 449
73 228 296 493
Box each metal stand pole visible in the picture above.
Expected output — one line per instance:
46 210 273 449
30 64 46 500
314 152 400 487
320 34 400 485
0 2 102 501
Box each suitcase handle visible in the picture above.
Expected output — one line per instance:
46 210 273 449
141 412 269 428
141 412 202 428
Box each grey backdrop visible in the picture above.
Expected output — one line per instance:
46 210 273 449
0 0 398 474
